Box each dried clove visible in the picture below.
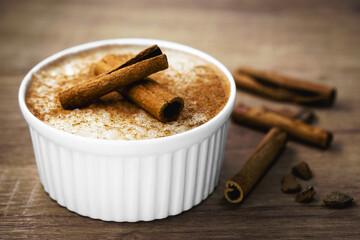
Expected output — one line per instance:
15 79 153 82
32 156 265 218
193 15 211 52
322 192 353 209
295 186 316 203
292 161 312 180
281 174 301 193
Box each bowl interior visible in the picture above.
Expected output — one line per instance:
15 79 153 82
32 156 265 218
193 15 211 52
18 38 236 154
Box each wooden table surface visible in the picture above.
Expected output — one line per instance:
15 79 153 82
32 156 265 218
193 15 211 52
1 0 359 239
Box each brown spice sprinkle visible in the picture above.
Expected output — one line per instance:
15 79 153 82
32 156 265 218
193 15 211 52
25 46 230 140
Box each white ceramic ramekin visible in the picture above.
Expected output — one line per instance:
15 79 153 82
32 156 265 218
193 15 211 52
18 39 236 222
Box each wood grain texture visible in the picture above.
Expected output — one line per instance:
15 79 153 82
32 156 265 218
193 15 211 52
1 0 359 239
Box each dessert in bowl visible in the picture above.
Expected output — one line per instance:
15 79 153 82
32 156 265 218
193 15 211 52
18 38 236 222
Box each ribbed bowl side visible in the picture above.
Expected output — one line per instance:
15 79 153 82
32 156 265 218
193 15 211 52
28 121 229 222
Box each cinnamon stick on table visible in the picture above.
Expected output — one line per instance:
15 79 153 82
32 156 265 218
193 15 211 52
233 66 336 106
93 49 184 122
224 127 288 203
231 104 332 149
261 106 315 124
224 107 313 204
59 45 169 111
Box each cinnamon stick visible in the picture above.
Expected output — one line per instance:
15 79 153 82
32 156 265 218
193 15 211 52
59 46 168 110
224 107 312 203
124 78 184 122
262 106 315 124
233 67 336 106
93 51 184 122
231 104 332 149
224 128 287 203
96 44 163 75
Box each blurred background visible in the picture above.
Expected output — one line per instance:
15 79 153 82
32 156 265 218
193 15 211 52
2 0 359 112
1 0 359 75
1 0 359 239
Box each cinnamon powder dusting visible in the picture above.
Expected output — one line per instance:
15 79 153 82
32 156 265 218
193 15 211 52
26 45 230 140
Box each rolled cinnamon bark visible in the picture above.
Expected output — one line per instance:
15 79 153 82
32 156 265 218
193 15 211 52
124 78 184 122
95 44 163 75
234 67 336 106
224 106 315 204
231 104 332 149
261 106 315 124
59 54 168 110
224 128 287 203
93 50 184 122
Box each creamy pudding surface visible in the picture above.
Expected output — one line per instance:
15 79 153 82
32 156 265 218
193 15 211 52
26 45 230 140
